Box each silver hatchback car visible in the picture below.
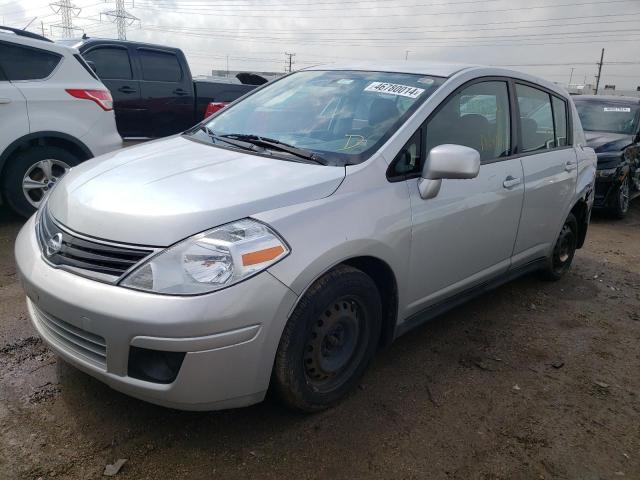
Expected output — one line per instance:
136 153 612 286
15 62 596 411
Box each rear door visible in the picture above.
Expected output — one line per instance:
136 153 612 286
136 47 195 137
511 83 578 266
82 44 144 137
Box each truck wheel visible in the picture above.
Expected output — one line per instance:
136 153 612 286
273 265 382 412
542 213 578 281
611 177 630 219
2 146 80 218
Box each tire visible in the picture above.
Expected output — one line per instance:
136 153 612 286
2 146 81 218
542 213 578 281
611 176 630 220
273 265 382 412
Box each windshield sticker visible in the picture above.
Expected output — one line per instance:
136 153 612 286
417 77 435 85
364 82 425 99
603 107 631 112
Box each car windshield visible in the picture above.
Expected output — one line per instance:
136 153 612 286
574 100 640 135
193 70 445 165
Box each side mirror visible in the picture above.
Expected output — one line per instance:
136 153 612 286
85 60 97 74
418 144 481 200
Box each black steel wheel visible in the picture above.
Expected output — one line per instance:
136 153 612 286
273 265 382 412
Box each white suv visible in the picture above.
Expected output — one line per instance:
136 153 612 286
0 27 121 217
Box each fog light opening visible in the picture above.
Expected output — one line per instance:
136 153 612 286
127 346 186 384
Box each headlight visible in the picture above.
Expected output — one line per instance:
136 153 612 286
596 167 618 178
120 219 289 295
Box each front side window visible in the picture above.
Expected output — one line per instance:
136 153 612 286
83 47 132 80
139 49 182 82
516 84 555 152
196 70 444 165
0 42 61 80
574 99 639 135
424 81 511 163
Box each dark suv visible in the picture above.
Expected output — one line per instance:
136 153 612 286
574 95 640 218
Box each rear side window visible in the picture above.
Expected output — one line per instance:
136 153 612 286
552 96 568 147
0 42 61 80
83 47 132 80
516 84 555 152
139 49 181 82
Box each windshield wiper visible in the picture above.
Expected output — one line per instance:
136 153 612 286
198 126 258 152
220 134 328 165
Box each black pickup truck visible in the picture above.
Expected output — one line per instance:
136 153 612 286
58 38 260 138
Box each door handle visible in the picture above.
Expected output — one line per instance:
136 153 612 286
173 88 188 96
117 86 136 94
503 176 522 189
0 98 11 104
565 160 578 172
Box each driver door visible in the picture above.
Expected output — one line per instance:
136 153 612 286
392 79 525 317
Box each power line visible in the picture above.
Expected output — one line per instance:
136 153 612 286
128 0 636 19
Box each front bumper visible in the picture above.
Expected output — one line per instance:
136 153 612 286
593 174 621 208
15 216 298 410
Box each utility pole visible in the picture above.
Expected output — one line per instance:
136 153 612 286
49 0 81 38
102 0 139 40
226 55 229 78
284 52 296 73
568 67 574 86
405 50 409 61
594 48 605 95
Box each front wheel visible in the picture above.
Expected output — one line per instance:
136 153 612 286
2 146 81 217
542 213 578 281
611 176 630 219
273 265 382 412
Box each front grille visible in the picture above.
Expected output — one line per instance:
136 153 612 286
37 207 154 283
31 302 107 369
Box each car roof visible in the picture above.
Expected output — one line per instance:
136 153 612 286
302 61 569 97
304 60 475 78
573 95 640 104
61 37 183 52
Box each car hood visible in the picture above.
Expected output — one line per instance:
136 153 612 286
48 136 346 246
584 131 634 154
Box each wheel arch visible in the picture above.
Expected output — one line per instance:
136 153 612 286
570 198 589 249
290 255 399 350
0 131 93 184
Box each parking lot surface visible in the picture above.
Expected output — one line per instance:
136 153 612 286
1 204 639 479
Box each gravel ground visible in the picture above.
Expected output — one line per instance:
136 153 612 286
0 203 639 480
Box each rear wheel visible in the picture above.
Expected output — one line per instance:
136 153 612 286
611 176 630 219
2 146 80 217
273 265 382 412
542 213 578 281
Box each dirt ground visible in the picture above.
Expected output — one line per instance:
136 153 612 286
0 203 638 480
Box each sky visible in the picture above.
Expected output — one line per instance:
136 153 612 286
2 0 639 90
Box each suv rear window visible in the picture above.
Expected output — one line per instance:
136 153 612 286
0 41 61 80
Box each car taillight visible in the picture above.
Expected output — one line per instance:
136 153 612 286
204 102 227 118
65 89 113 111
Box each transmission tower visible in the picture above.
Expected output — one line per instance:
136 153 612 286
49 0 81 38
102 0 139 40
284 52 296 73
